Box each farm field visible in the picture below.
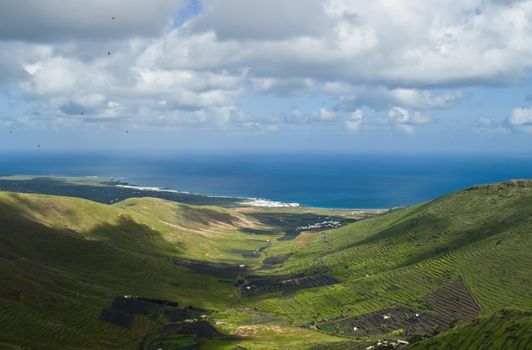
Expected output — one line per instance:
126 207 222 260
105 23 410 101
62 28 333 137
0 177 530 349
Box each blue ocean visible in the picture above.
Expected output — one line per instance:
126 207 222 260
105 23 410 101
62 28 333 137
1 152 532 208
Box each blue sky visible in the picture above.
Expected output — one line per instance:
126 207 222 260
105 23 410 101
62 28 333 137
0 0 531 154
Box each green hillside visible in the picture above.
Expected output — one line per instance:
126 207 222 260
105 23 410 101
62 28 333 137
0 179 531 349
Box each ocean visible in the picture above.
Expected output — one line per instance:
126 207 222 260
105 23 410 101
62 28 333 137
1 152 532 208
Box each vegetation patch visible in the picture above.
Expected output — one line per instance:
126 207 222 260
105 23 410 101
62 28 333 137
424 278 481 324
262 254 291 266
99 296 227 350
239 274 340 297
408 309 532 350
240 227 279 235
317 278 482 338
173 258 248 278
99 308 135 329
226 249 261 258
99 296 181 328
317 306 441 337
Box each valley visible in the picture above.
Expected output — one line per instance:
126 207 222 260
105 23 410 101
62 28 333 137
0 177 530 349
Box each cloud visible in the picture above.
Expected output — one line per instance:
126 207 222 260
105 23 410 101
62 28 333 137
284 107 337 124
251 77 316 96
379 107 432 134
6 37 247 127
191 0 328 40
177 0 532 87
0 0 185 42
318 108 336 121
327 83 464 110
0 0 531 130
507 107 532 133
471 116 510 135
471 108 532 135
345 109 366 132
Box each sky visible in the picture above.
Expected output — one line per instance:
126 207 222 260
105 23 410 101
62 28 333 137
0 0 531 154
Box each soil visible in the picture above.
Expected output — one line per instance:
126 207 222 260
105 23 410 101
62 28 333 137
239 274 340 296
262 254 291 265
317 278 481 337
99 308 134 329
174 258 247 278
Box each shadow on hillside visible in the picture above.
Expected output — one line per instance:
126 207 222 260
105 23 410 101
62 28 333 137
0 201 183 268
0 200 250 350
90 215 185 254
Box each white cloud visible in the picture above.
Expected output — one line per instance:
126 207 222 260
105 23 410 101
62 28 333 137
379 107 432 134
4 37 247 128
327 83 464 110
0 0 531 130
318 108 336 121
345 109 366 131
477 116 497 128
471 116 510 135
471 109 532 135
176 0 532 87
284 107 338 124
508 107 532 133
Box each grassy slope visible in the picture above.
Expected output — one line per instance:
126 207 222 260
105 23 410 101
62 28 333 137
408 310 532 350
0 192 341 349
247 181 532 344
0 193 235 349
0 180 531 349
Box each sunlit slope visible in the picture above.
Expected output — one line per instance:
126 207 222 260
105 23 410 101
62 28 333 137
0 192 267 262
114 197 268 262
253 180 532 323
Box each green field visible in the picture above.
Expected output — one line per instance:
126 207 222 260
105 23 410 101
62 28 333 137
0 178 530 349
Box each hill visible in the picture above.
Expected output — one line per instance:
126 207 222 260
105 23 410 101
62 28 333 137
0 180 531 349
0 175 243 206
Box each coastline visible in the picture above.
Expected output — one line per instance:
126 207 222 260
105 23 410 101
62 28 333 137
115 183 301 208
114 179 389 213
0 174 389 211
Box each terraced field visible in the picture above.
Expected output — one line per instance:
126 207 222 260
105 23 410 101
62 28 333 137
0 178 531 349
316 278 480 338
408 310 532 350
